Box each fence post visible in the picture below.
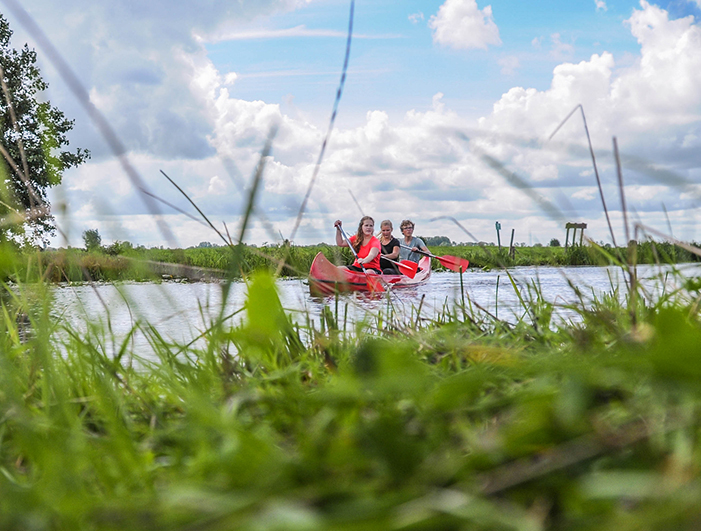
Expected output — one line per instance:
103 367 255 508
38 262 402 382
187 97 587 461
509 229 515 260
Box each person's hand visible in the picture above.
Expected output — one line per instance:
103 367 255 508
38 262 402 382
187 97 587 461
334 220 342 229
411 246 418 252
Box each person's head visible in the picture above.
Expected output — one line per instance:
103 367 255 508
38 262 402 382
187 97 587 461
400 219 415 238
380 219 393 238
354 216 375 252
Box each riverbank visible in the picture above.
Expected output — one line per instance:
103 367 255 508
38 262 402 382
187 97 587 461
3 239 699 283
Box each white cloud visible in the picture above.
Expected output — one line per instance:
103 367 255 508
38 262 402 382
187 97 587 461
24 0 701 247
595 0 608 12
8 0 308 162
468 0 701 244
224 72 238 85
498 55 520 75
549 33 575 60
408 12 425 24
624 185 669 201
207 176 227 195
204 25 347 42
572 187 598 200
614 1 701 127
428 0 501 51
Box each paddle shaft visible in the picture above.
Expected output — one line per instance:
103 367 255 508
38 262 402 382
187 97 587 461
338 225 384 291
380 256 418 278
399 244 469 273
339 226 370 268
399 243 433 258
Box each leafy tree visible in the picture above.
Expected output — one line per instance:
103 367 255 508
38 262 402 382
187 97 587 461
549 238 561 247
0 13 89 244
104 240 134 256
82 228 101 252
421 236 452 247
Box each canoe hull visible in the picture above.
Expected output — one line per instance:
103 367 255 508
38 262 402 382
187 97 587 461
308 252 431 296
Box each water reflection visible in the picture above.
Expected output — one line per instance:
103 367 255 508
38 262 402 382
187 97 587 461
51 262 701 360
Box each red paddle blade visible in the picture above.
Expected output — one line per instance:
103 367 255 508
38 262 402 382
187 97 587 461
397 260 418 279
437 255 470 273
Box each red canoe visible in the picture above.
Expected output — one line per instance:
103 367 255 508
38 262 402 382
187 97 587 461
308 252 431 296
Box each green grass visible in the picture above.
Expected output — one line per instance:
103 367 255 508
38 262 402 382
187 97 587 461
3 244 701 529
8 240 700 283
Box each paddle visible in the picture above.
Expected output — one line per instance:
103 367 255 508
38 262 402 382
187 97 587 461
380 257 418 279
338 225 385 293
400 244 470 273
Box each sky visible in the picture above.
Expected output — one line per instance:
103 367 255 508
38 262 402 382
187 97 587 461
3 0 701 248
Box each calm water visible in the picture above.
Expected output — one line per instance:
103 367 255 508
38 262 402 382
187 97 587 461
51 263 701 360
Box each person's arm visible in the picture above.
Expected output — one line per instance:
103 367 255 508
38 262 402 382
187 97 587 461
385 243 400 260
334 220 348 247
359 246 380 264
412 237 427 253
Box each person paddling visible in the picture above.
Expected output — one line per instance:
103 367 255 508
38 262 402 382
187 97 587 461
398 219 428 264
378 219 400 274
334 216 382 274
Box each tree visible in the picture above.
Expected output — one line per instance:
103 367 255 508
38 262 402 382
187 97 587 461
82 228 101 252
0 13 89 244
549 238 561 247
422 236 453 247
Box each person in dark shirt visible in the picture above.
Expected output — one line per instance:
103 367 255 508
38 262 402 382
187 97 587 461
378 219 400 274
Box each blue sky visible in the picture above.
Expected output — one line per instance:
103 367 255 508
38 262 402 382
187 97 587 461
206 0 647 124
5 0 701 248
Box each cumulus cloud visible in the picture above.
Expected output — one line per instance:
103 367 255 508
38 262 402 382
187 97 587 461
595 0 608 12
473 0 701 242
8 0 308 161
428 0 501 50
25 0 701 247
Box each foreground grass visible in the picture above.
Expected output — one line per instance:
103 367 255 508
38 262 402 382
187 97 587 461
3 258 701 530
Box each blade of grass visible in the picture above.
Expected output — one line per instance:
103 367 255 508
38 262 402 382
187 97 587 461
287 0 355 244
548 104 617 247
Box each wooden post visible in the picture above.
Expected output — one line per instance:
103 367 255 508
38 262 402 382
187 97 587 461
509 229 515 259
565 222 587 249
495 221 502 250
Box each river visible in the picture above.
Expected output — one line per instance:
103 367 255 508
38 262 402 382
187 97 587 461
50 262 701 361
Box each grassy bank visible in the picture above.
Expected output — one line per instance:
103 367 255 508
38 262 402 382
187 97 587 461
449 240 701 269
6 244 347 283
5 239 701 283
3 254 701 529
